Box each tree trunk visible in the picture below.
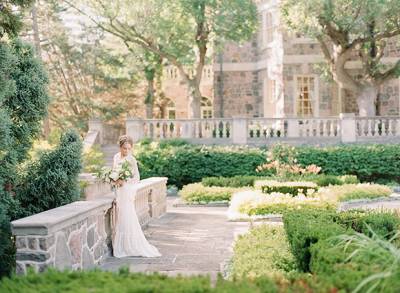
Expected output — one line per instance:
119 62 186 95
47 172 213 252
187 81 202 118
357 86 377 117
145 78 155 119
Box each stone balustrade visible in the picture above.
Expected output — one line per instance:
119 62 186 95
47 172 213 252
11 177 168 274
86 114 400 146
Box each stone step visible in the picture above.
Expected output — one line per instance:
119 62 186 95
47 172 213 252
101 145 119 167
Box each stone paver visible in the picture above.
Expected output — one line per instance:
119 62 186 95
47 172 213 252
100 198 250 278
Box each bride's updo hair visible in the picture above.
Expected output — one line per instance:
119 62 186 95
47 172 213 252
118 135 133 148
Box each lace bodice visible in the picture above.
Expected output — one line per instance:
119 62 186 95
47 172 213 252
112 153 140 183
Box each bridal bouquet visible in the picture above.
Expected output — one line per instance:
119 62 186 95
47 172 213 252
97 161 133 187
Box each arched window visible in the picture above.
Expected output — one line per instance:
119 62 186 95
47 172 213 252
201 97 213 119
166 100 176 119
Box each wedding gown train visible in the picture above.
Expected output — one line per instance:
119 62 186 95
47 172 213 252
112 152 161 258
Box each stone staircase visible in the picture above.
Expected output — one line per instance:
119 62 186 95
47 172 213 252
101 144 120 167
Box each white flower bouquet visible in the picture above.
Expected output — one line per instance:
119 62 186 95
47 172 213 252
97 161 133 188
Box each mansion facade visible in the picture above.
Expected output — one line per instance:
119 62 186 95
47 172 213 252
154 0 400 119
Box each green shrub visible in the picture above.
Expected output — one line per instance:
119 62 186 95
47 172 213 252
0 269 280 293
230 224 297 279
135 144 270 188
158 138 189 149
0 203 15 279
336 211 400 240
310 232 400 292
135 143 400 188
317 183 392 202
283 209 347 272
83 145 106 173
255 180 318 196
297 144 400 183
16 130 82 216
180 183 241 203
202 175 266 188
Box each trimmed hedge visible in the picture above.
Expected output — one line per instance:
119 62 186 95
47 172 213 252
180 183 242 203
255 180 318 196
135 143 399 188
297 144 400 183
230 224 297 279
134 144 270 188
202 175 266 188
283 209 347 272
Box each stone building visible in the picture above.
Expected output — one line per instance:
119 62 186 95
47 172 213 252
159 0 400 119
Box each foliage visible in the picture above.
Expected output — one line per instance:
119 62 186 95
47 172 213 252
230 224 297 280
283 209 347 272
0 269 280 293
158 139 190 149
296 144 400 183
67 0 258 117
255 180 318 197
22 1 143 132
202 175 267 188
293 174 359 187
16 130 82 216
0 204 15 278
335 211 400 240
0 0 34 39
180 183 242 203
0 40 50 189
317 183 392 202
0 39 50 279
281 0 400 116
83 145 106 174
134 143 269 188
136 143 400 187
311 231 400 293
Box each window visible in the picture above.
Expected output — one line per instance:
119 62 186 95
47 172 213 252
201 97 213 119
263 12 275 46
296 76 316 117
166 100 176 119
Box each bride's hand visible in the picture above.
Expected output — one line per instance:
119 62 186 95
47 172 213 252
117 179 124 187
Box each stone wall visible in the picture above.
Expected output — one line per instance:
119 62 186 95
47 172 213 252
12 177 168 274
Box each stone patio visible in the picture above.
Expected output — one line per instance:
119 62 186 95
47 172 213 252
100 198 251 279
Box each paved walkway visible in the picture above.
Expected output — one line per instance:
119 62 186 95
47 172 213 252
100 197 250 278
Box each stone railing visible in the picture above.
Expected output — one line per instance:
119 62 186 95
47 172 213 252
356 116 400 138
11 177 168 274
87 114 400 146
125 114 358 145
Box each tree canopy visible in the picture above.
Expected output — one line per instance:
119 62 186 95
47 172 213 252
65 0 258 117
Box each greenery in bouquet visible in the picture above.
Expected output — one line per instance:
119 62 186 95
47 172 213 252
97 161 133 187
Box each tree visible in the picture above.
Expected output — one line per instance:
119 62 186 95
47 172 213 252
281 0 400 116
22 1 143 132
65 0 258 118
0 0 34 39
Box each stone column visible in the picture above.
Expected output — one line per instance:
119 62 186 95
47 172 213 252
126 118 144 143
88 119 103 144
232 117 248 145
340 113 356 143
287 119 299 138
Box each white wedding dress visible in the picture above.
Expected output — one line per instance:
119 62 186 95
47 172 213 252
112 152 161 258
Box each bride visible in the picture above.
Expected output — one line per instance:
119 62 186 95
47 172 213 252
111 135 161 258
